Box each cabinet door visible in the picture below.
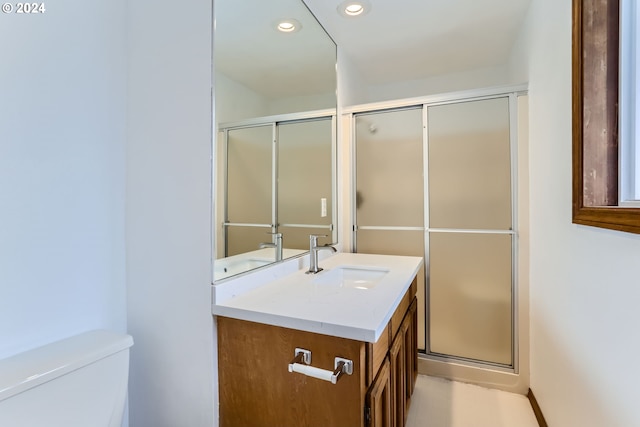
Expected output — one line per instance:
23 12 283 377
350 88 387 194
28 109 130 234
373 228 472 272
218 317 365 427
404 298 418 398
366 358 392 427
390 327 406 427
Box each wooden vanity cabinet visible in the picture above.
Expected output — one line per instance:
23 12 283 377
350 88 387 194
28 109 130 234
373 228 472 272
387 298 418 427
217 278 418 427
382 281 418 427
365 358 392 427
389 325 406 427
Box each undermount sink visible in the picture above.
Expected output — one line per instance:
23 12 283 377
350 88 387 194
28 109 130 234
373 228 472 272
312 266 389 290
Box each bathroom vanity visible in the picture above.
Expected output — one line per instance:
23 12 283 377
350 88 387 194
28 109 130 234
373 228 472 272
213 253 422 427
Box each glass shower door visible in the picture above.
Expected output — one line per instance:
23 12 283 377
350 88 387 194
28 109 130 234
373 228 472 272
427 97 514 366
353 96 516 367
278 118 334 249
353 107 427 350
225 125 274 256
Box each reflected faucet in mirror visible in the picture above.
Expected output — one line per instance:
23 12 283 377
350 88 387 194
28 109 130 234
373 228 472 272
259 233 283 261
306 234 336 274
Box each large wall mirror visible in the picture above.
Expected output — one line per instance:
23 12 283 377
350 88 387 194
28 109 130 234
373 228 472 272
213 0 338 281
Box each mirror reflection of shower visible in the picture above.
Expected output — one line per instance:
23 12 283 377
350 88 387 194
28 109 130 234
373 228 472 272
215 113 336 281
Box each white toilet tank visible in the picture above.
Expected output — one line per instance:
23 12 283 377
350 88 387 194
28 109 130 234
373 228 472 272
0 329 134 427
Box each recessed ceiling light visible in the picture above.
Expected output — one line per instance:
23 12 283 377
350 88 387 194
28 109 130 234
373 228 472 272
345 4 364 15
275 18 302 33
337 0 371 18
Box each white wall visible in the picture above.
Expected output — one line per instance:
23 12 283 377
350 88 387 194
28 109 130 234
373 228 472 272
507 1 532 87
365 65 512 104
0 0 127 358
526 1 640 426
216 72 336 124
268 92 337 116
126 0 215 425
338 57 522 107
215 72 268 123
334 7 531 106
337 47 369 108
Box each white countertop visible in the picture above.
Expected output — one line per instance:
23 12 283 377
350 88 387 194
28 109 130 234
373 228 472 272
212 252 423 343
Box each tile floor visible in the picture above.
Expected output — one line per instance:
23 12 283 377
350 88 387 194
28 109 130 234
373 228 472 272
406 375 539 427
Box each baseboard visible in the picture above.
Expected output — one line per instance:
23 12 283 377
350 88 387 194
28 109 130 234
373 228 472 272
527 389 548 427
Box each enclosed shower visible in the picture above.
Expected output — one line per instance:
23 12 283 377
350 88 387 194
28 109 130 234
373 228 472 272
349 88 528 384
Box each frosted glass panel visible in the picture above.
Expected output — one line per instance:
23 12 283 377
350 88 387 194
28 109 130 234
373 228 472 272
278 119 332 226
357 229 424 256
227 226 272 257
355 109 424 227
357 229 426 351
428 98 511 230
429 232 512 365
227 126 272 224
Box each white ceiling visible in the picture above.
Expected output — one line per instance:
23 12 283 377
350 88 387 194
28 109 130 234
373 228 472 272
215 0 337 100
214 0 532 102
303 0 532 86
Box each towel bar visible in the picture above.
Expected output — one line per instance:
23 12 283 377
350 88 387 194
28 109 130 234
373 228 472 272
287 348 353 384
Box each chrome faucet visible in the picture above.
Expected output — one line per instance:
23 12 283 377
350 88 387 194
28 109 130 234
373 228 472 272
306 234 336 274
259 232 283 261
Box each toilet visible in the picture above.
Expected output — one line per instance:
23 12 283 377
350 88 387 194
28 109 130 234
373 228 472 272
0 329 134 427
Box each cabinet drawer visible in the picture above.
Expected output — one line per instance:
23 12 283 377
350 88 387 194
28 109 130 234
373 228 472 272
389 278 417 341
367 323 389 386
